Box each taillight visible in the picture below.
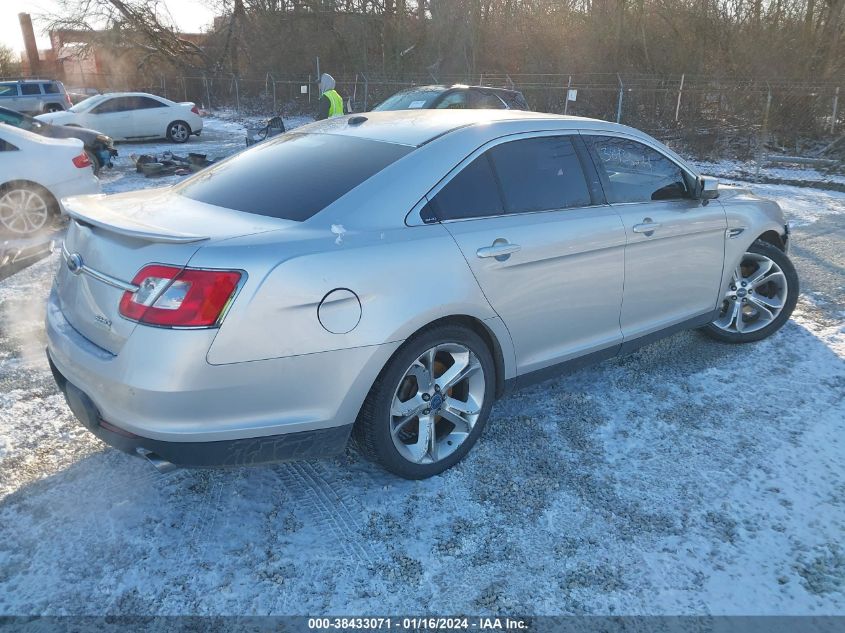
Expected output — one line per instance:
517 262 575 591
72 152 92 169
65 94 72 106
191 105 200 115
119 265 241 328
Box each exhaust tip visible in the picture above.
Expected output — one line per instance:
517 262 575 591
136 448 179 474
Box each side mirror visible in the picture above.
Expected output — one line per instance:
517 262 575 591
697 176 719 201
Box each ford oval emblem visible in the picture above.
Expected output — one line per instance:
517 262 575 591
67 253 83 275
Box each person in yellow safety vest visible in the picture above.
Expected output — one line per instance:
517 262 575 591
316 73 345 120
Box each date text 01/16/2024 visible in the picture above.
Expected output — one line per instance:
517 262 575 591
307 617 529 630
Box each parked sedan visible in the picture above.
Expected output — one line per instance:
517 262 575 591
36 92 203 143
373 84 529 111
46 110 797 479
0 123 100 235
0 106 117 175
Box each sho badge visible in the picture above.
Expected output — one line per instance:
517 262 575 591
94 314 112 329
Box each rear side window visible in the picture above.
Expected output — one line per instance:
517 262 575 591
178 133 412 221
0 83 18 96
585 135 690 203
489 136 592 213
430 154 503 220
20 84 41 95
135 96 167 109
42 83 60 94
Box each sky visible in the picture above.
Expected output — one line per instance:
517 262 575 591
1 0 216 53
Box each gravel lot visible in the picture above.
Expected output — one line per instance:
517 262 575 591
0 117 843 616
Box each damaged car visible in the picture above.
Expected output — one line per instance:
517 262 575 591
47 110 797 479
0 106 117 175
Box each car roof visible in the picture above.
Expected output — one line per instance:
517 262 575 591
300 109 621 147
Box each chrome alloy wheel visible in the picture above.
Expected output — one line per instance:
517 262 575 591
169 122 190 142
0 188 49 235
390 343 486 465
713 252 788 334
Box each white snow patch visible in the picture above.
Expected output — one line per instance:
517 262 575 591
331 224 347 245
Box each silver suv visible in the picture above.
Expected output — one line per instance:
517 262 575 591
0 79 72 114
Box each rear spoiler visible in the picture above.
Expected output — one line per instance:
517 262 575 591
64 203 209 244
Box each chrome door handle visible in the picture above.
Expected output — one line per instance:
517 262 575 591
476 242 521 260
633 219 661 236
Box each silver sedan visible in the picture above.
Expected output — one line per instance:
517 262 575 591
46 110 798 479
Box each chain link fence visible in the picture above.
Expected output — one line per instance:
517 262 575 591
74 70 844 162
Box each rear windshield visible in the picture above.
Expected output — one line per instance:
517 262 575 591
177 133 413 221
373 89 443 111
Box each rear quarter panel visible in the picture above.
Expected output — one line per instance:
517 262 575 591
195 223 503 365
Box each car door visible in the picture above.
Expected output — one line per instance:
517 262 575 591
85 96 135 139
18 83 43 113
427 133 627 377
582 133 727 344
131 96 169 137
0 83 21 112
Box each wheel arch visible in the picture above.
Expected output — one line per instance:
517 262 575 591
0 179 59 207
419 314 508 399
379 313 511 401
756 229 786 251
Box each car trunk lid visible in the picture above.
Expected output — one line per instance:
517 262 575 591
56 188 293 355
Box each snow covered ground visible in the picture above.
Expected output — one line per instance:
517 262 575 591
0 116 843 616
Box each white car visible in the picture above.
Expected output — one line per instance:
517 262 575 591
0 123 100 235
36 92 203 144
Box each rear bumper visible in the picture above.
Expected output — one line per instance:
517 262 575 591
45 287 399 456
48 355 351 467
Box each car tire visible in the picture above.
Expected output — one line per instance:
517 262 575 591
353 323 496 479
84 150 101 177
43 104 64 113
166 120 191 143
701 240 799 344
0 182 60 236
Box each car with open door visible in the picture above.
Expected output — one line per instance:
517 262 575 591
46 110 796 479
0 106 117 175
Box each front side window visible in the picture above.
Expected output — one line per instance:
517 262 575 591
178 133 412 221
435 91 468 110
488 136 592 213
469 91 506 109
69 95 107 112
585 135 690 203
20 84 41 95
92 97 134 114
0 84 18 97
430 154 503 221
